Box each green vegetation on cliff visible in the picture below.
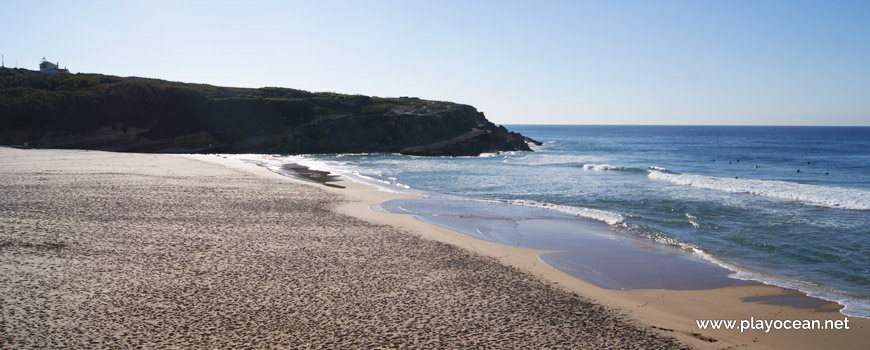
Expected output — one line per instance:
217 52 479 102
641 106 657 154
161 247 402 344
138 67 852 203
0 68 536 156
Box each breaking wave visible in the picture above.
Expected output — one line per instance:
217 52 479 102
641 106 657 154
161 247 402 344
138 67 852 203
502 154 604 166
480 198 625 225
579 164 648 173
648 171 870 210
580 163 620 171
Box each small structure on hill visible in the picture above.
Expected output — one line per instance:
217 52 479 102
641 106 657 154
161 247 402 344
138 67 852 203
39 57 69 73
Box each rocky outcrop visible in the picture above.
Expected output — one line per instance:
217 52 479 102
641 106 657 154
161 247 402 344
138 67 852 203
399 122 533 156
0 68 537 156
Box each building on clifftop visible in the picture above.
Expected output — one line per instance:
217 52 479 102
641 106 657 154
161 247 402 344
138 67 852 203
39 57 69 73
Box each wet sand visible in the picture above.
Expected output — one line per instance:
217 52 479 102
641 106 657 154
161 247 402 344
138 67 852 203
377 198 752 291
281 163 345 188
0 148 684 349
312 160 870 349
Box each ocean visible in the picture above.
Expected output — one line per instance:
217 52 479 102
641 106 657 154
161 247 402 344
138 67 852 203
234 125 870 318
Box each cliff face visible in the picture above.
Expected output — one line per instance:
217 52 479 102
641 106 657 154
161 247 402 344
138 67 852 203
0 69 537 156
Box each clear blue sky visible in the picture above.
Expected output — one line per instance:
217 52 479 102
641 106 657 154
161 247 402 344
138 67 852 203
3 0 869 125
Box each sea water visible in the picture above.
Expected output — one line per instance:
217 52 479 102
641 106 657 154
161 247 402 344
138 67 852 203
238 125 870 318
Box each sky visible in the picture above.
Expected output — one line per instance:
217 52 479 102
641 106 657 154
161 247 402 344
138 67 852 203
2 0 869 126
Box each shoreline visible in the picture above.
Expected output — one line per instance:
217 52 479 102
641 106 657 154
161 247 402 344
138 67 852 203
2 148 866 349
375 197 753 291
1 147 686 348
218 155 870 349
260 155 867 316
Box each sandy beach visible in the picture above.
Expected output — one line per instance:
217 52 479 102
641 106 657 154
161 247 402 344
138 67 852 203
1 147 683 349
321 176 870 349
2 147 867 349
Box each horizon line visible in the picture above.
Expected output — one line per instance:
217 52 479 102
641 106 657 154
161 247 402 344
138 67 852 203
500 123 870 128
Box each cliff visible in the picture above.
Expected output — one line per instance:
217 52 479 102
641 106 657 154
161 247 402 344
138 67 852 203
0 68 538 156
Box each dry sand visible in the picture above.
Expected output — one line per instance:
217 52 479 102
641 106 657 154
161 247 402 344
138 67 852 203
0 148 686 349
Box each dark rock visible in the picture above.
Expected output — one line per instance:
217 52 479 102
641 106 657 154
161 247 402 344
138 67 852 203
524 136 543 146
0 68 536 156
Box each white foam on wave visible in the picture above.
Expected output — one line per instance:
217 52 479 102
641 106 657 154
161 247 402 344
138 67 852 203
727 270 870 319
479 198 625 225
350 172 412 190
634 229 870 318
648 171 870 210
579 163 651 173
685 213 700 228
226 154 421 194
581 163 619 171
233 153 628 225
502 153 604 166
528 142 544 152
227 153 869 318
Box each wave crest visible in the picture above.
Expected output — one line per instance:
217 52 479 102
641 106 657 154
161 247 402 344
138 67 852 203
649 171 870 210
580 163 619 171
579 163 648 173
502 154 604 166
483 198 624 225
